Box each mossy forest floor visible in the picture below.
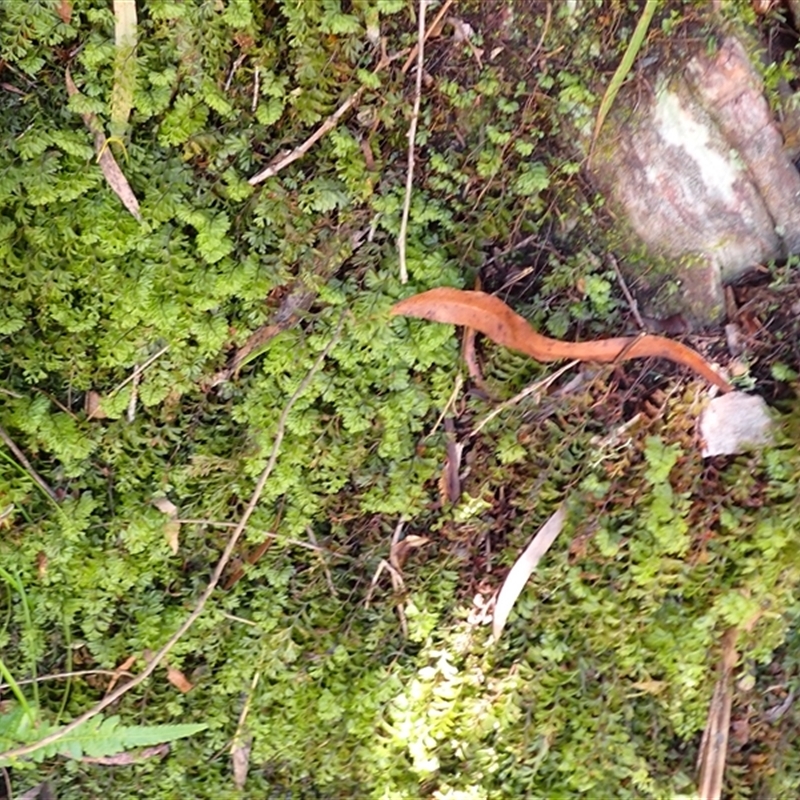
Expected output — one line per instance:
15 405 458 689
2 2 800 798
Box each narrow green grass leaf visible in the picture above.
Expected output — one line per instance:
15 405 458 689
591 0 658 156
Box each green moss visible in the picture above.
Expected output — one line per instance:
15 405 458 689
1 1 798 797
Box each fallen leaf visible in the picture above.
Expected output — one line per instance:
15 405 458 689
696 628 738 800
391 288 732 392
105 654 137 695
14 781 56 800
462 322 490 396
166 665 194 693
446 16 476 43
65 68 142 221
153 496 181 553
85 389 108 420
55 0 72 24
163 519 181 554
231 736 252 790
440 416 462 505
390 534 430 570
152 497 177 516
492 504 567 641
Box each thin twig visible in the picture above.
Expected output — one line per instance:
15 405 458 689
0 426 57 502
470 361 579 437
104 345 170 400
176 521 354 560
252 66 259 113
230 666 260 789
225 52 247 92
400 0 455 74
249 87 367 186
0 318 344 763
398 0 427 284
306 526 338 597
0 669 134 691
126 362 140 423
388 519 406 574
218 611 258 627
607 253 645 330
426 373 463 439
527 2 552 63
247 0 450 190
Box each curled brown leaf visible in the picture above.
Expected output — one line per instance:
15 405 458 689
391 288 732 392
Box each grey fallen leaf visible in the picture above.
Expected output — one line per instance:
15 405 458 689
492 504 567 641
699 392 773 457
724 322 745 357
231 736 252 790
15 782 55 800
446 16 476 43
152 496 178 517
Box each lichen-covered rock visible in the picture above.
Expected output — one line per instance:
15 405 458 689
590 35 800 325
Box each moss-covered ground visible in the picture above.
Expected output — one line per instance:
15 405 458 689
1 1 800 797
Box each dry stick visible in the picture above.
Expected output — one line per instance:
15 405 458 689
0 319 344 763
107 345 170 399
607 253 646 330
527 1 553 63
230 666 260 789
126 362 141 423
0 426 57 502
0 670 134 691
249 87 367 186
400 0 454 74
88 344 170 420
248 1 452 190
252 66 260 113
397 0 428 285
470 361 579 437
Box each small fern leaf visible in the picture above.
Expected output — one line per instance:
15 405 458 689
0 708 207 766
65 715 208 759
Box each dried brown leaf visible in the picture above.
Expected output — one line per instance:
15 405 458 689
440 416 462 505
390 534 430 570
152 496 178 516
105 654 137 695
163 519 181 554
65 68 142 221
153 496 181 553
166 665 194 693
55 0 72 24
84 390 108 420
391 288 731 392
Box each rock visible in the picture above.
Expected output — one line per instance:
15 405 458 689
589 34 800 325
699 391 773 457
